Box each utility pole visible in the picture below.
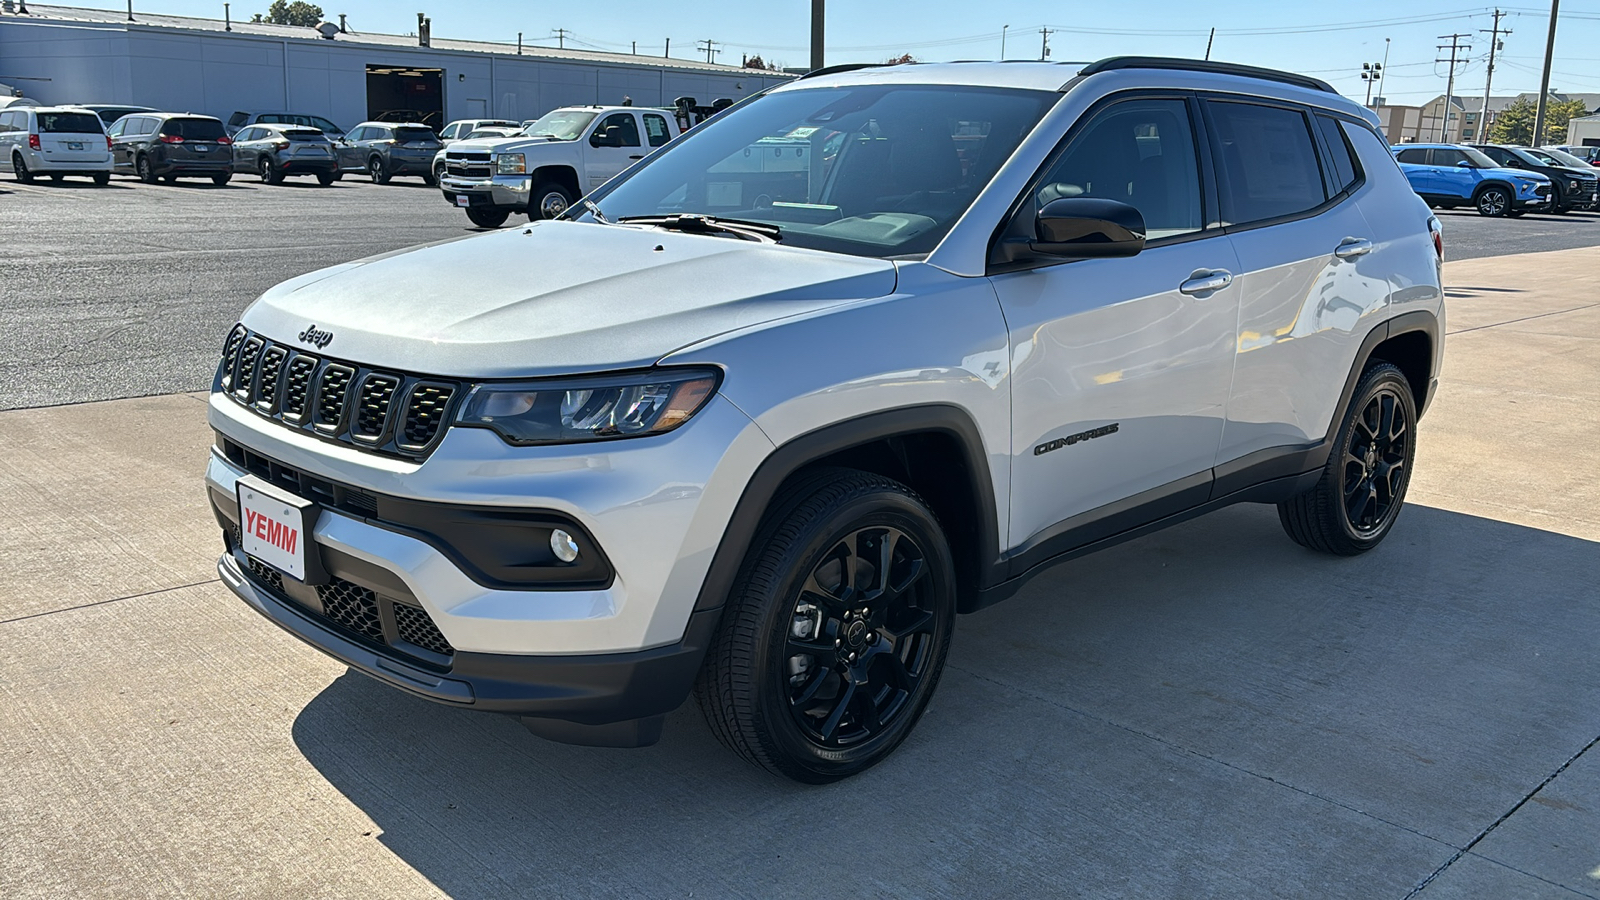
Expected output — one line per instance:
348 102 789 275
1533 0 1559 146
1204 28 1215 61
551 27 569 50
1361 62 1383 107
1039 27 1053 61
698 39 720 64
1435 33 1472 142
810 0 824 71
1479 9 1508 140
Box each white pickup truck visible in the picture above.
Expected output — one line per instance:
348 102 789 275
438 105 681 228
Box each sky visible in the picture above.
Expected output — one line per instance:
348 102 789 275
55 0 1600 105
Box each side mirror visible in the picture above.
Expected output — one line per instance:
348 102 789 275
1030 197 1146 259
591 129 623 148
1456 160 1473 168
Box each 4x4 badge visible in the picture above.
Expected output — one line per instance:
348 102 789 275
298 325 334 349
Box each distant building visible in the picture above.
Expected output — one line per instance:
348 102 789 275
1411 91 1600 144
1568 114 1600 147
0 4 791 130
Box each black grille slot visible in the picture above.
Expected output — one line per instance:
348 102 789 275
393 602 455 656
255 346 287 411
401 384 454 449
281 355 318 421
316 578 385 642
235 337 264 401
314 365 356 432
220 326 247 390
352 374 400 441
245 556 285 596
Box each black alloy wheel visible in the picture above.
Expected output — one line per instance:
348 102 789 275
12 153 31 183
1278 362 1416 555
1475 186 1510 217
697 468 956 783
779 525 942 750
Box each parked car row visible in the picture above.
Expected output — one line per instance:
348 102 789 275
1391 142 1600 217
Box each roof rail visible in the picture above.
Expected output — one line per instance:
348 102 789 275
797 63 886 81
1077 56 1336 94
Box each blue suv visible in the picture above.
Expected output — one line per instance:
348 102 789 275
1392 143 1551 217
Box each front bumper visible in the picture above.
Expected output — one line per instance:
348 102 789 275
440 173 531 209
217 550 720 731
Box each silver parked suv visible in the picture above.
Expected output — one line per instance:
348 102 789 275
206 58 1444 782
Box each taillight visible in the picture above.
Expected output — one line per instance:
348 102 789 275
217 136 233 145
105 135 113 150
158 134 184 143
28 134 40 150
1428 216 1444 262
271 140 290 150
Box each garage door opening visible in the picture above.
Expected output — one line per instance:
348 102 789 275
366 64 444 132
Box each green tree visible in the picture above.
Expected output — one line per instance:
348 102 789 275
261 0 323 26
1488 97 1536 144
1544 98 1591 144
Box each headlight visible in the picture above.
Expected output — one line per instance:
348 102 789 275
495 153 526 174
1570 179 1584 190
457 369 719 445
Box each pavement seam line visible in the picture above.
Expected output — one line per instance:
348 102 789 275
946 663 1454 850
1461 852 1600 900
0 579 220 627
1400 730 1600 899
1446 302 1600 336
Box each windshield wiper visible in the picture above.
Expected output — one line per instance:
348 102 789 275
616 214 782 243
580 199 614 225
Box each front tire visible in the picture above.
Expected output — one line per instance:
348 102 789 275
1475 186 1511 217
464 206 510 229
531 178 576 219
696 469 957 783
1277 362 1416 556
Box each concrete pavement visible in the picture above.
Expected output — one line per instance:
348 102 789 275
2 248 1598 898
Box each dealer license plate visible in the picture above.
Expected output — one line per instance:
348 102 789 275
237 477 317 582
456 194 471 207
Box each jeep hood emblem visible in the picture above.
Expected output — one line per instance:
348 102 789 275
298 325 334 349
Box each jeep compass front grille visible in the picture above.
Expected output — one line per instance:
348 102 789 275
216 325 463 460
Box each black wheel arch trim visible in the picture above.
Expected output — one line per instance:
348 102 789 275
691 404 1004 615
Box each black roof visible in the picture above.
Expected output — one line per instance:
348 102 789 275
1079 57 1336 94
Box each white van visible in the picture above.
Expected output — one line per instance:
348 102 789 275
0 106 113 184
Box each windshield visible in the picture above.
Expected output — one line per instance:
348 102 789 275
582 84 1057 259
1462 147 1499 168
1538 146 1593 168
522 110 598 141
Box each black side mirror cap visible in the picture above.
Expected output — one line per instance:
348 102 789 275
1029 197 1147 259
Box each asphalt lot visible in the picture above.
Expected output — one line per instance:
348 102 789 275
3 174 1600 410
3 177 1600 898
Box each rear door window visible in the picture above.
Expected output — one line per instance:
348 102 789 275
643 113 672 147
1207 100 1327 224
1432 148 1469 167
39 112 105 134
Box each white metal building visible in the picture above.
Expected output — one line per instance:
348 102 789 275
0 4 791 130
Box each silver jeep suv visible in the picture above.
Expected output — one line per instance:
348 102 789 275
206 57 1444 782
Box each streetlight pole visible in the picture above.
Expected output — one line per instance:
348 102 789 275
1378 38 1391 104
1361 62 1383 107
1000 24 1009 60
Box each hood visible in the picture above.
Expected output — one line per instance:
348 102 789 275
239 221 897 379
1489 166 1549 181
448 134 564 153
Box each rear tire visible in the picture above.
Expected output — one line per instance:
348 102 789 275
137 154 157 184
211 174 230 186
465 206 510 229
93 172 110 186
1277 362 1416 556
695 468 957 783
260 157 283 184
316 171 335 187
11 153 31 183
369 155 391 184
49 173 64 182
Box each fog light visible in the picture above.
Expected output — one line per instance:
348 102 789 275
550 529 580 563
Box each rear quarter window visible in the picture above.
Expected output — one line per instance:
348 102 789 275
39 112 105 134
1315 115 1360 193
1394 147 1430 164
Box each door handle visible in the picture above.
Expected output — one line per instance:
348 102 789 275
1334 237 1373 259
1179 269 1233 296
628 154 644 160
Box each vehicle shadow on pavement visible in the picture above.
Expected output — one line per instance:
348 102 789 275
290 502 1600 898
